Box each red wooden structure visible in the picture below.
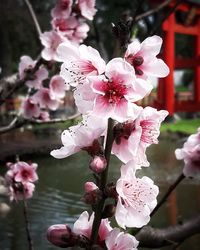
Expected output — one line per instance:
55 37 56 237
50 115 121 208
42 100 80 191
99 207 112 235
154 1 200 115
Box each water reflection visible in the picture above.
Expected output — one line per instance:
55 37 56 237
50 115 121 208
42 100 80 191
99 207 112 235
0 139 200 249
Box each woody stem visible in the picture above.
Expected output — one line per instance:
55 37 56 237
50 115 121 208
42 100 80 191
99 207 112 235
90 118 115 245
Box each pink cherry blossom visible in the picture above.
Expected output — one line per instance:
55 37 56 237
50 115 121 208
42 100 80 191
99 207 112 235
40 31 68 61
77 0 97 20
112 107 168 165
21 97 40 119
14 161 38 184
51 115 106 159
175 128 200 178
51 16 89 44
57 42 106 87
73 211 112 243
105 228 139 250
19 56 48 89
33 87 60 110
125 35 169 79
87 58 150 122
5 161 38 201
49 75 68 99
115 161 159 228
51 0 73 19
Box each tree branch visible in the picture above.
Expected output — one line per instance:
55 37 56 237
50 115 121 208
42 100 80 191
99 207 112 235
0 112 80 134
149 0 183 36
136 215 200 248
23 0 42 37
135 0 174 22
151 173 185 217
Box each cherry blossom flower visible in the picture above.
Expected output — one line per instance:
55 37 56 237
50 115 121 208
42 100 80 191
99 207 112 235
175 128 200 178
115 161 159 228
40 31 68 61
14 162 38 184
51 0 73 19
125 35 169 79
19 55 48 89
51 115 106 159
21 97 40 119
112 107 168 165
52 17 89 44
49 75 68 99
73 211 112 243
87 58 150 122
33 87 60 110
105 228 139 250
57 42 106 87
5 161 38 201
76 0 97 20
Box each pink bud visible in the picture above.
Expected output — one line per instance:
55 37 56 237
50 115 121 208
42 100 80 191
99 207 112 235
84 182 98 192
47 224 77 248
89 156 107 173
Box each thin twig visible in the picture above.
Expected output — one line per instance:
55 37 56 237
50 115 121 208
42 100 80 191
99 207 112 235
135 0 174 21
151 173 185 217
23 198 34 250
23 0 42 37
149 0 183 36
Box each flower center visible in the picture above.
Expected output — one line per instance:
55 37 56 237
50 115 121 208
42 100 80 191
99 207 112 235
104 80 127 104
126 55 144 76
21 170 29 179
114 122 135 144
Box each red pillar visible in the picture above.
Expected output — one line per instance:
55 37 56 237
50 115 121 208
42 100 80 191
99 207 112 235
163 13 175 115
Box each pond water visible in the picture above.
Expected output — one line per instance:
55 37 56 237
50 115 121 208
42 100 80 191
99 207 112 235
0 137 200 250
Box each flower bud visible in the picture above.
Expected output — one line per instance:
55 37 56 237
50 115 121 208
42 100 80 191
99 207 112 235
82 189 102 205
84 182 98 192
89 156 107 173
47 224 78 248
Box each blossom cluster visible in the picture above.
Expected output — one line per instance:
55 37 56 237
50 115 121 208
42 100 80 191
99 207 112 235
175 128 200 178
19 0 97 120
40 0 97 61
47 34 169 249
19 55 68 120
4 161 38 201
